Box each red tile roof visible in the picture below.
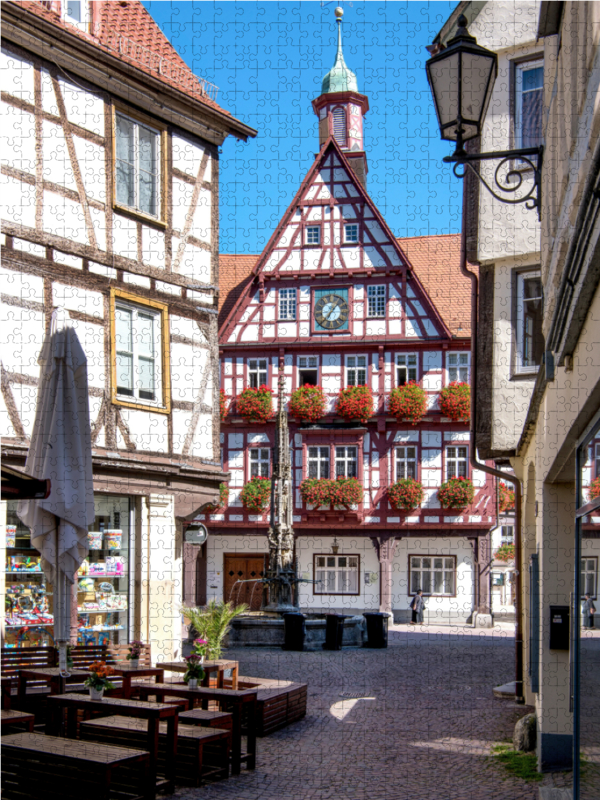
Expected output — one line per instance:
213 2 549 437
397 234 475 339
15 1 227 113
218 234 474 339
218 254 259 329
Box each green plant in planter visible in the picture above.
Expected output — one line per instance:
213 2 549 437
299 478 333 509
204 483 229 515
241 477 271 513
388 382 426 425
590 477 600 500
299 477 363 509
336 385 373 424
220 389 228 421
494 544 515 562
388 478 424 510
439 382 471 422
290 385 326 421
437 476 475 509
236 385 274 423
181 600 248 660
183 653 205 684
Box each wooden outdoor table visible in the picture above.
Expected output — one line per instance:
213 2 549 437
137 683 256 775
46 693 178 797
159 659 239 689
112 665 164 699
1 708 35 731
1 731 151 800
17 667 91 701
1 675 14 709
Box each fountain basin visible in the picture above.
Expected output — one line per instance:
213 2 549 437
226 612 365 650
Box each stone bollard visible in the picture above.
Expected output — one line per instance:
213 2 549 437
513 713 536 752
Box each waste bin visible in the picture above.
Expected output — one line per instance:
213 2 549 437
283 612 306 651
323 614 346 651
362 612 388 648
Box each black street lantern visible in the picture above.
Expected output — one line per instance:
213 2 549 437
425 14 543 217
426 15 497 157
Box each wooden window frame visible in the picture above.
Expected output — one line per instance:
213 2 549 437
514 57 544 150
345 354 367 387
313 553 361 597
513 268 543 375
305 224 322 246
408 554 457 598
278 287 297 321
366 284 386 318
111 103 168 228
110 288 171 414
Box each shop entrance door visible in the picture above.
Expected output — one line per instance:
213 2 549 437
223 554 267 611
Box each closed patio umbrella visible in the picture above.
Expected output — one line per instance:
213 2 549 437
18 308 94 671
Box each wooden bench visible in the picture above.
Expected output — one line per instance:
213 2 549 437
1 709 35 732
227 676 308 736
178 708 234 731
80 715 231 787
1 731 150 800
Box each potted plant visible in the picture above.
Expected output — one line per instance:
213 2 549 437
84 661 116 700
498 482 515 513
388 478 424 510
236 385 274 423
181 600 248 660
191 637 208 664
330 477 363 508
388 382 427 425
336 385 373 424
126 640 144 669
241 476 271 513
204 483 229 515
300 478 334 509
590 477 600 500
439 382 471 422
220 389 228 421
438 476 475 510
494 543 515 562
183 653 205 689
290 384 326 422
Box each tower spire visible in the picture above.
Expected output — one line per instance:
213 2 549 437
321 7 358 94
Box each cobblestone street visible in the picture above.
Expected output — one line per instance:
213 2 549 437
173 623 549 800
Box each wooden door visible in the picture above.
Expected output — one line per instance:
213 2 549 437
223 554 267 611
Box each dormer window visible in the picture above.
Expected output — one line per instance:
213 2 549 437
63 0 88 29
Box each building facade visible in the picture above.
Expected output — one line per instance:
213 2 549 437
433 0 600 784
0 0 255 658
200 15 498 626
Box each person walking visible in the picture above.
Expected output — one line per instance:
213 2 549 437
582 593 596 629
410 590 426 624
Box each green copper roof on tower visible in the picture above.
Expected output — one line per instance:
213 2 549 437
321 7 358 94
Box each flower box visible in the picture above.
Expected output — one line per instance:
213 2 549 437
498 482 515 513
204 483 229 515
437 477 475 509
388 382 426 426
590 477 600 501
241 477 271 513
220 389 228 421
236 385 274 424
439 382 471 422
299 477 363 509
494 544 515 562
336 386 373 424
388 478 424 510
290 384 326 422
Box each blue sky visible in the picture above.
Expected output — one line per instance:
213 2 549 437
143 1 460 253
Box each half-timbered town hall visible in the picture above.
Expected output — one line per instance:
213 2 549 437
207 12 497 624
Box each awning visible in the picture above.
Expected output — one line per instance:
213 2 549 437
1 464 50 501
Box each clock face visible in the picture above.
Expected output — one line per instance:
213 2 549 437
314 293 349 330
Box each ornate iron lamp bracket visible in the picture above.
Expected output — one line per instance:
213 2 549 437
443 146 543 219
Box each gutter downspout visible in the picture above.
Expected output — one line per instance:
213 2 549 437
459 181 525 704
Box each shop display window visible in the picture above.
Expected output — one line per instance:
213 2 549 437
4 496 133 649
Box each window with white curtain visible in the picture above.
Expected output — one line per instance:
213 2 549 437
308 447 330 479
315 555 359 595
115 301 162 404
395 446 417 480
446 446 468 479
335 446 357 478
250 448 270 479
115 112 160 218
410 556 456 596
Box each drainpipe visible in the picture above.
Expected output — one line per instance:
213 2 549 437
459 182 525 704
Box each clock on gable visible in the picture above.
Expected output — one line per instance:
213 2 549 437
313 287 350 332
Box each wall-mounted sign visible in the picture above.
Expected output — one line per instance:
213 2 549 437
184 523 208 546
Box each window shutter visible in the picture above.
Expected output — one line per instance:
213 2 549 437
332 108 346 146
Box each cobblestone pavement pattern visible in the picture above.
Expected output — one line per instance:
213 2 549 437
173 624 551 800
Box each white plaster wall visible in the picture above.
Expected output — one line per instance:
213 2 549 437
391 537 475 622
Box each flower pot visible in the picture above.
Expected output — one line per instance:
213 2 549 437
188 678 198 689
89 687 104 701
129 659 139 670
